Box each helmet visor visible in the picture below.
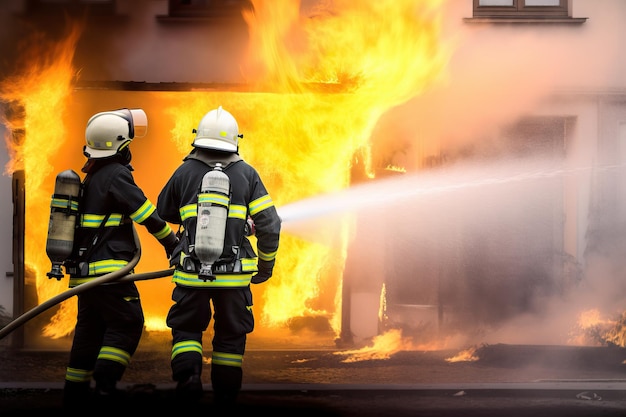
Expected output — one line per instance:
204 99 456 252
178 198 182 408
128 108 148 138
111 108 148 139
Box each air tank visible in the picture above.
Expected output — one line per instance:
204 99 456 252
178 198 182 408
195 163 230 281
46 169 81 280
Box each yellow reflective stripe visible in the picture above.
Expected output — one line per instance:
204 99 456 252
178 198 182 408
228 204 247 220
69 277 93 287
68 260 131 287
212 351 243 368
82 214 103 227
171 340 203 360
172 270 252 287
51 197 79 212
181 203 248 220
154 224 173 239
258 249 277 262
80 213 124 227
198 192 229 208
65 367 93 383
131 200 155 223
98 346 131 367
241 258 257 271
180 252 191 267
89 259 129 275
105 214 123 226
69 277 88 287
249 195 274 216
180 204 197 221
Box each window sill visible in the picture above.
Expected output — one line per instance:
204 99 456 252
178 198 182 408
464 17 587 24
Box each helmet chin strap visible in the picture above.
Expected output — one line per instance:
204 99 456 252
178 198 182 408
119 146 132 163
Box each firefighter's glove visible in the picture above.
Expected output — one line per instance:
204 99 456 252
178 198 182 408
251 265 272 284
244 216 256 236
162 232 179 260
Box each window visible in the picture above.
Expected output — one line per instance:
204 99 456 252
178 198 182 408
472 0 571 19
166 0 252 19
499 116 569 158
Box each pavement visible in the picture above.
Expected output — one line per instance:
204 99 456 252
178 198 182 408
2 339 626 416
2 382 626 416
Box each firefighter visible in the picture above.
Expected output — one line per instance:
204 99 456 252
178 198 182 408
156 106 281 407
61 108 178 408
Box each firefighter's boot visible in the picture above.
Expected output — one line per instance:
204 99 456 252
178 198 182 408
62 380 91 412
176 365 203 402
93 376 125 408
211 364 241 407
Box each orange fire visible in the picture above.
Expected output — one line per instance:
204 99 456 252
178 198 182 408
445 346 479 363
335 328 412 362
336 327 464 363
1 0 450 346
568 308 626 347
0 23 83 336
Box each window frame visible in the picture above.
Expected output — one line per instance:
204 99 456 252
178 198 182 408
472 0 569 19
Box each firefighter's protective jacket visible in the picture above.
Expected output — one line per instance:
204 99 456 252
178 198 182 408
156 149 281 288
67 157 177 287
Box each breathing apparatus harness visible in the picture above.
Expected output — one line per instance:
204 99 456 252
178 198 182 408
2 162 173 341
179 151 249 281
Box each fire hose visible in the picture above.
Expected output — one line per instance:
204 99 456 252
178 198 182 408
0 226 174 340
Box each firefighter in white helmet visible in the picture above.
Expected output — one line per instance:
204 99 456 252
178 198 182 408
157 106 281 407
61 108 178 409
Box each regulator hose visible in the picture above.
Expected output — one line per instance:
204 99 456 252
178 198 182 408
0 227 173 340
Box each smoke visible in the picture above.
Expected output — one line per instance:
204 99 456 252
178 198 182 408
282 1 626 349
365 3 626 348
371 2 622 169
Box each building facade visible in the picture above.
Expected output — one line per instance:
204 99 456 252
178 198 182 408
1 0 625 348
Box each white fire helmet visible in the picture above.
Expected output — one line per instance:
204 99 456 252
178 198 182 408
84 108 148 159
192 106 241 152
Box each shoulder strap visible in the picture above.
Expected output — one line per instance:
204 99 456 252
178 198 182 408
77 174 118 259
79 212 111 261
185 151 242 170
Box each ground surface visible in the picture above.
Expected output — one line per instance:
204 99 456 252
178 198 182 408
2 338 626 416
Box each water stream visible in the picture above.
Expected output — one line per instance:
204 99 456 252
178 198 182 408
278 155 625 347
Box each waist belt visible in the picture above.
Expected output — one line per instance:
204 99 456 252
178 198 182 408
65 263 86 277
213 260 242 273
182 257 241 274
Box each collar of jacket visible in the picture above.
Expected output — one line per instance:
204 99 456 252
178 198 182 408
184 149 242 169
81 154 132 174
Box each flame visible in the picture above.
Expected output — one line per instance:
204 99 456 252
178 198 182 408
240 0 450 333
335 328 412 362
568 308 626 347
602 312 626 347
445 346 479 363
1 1 451 346
0 22 83 338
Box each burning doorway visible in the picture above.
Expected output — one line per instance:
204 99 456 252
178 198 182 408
8 85 377 349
